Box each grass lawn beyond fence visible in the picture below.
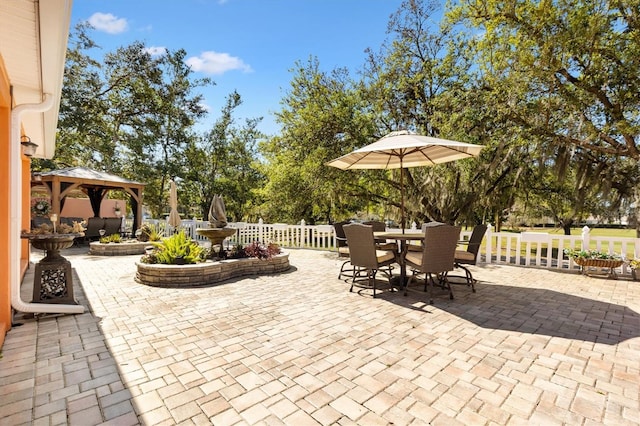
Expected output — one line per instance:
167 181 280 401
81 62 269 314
482 227 639 261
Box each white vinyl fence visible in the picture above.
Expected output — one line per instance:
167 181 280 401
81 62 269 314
142 219 640 276
146 219 337 250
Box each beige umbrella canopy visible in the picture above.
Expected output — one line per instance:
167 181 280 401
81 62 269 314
326 130 484 230
167 180 181 230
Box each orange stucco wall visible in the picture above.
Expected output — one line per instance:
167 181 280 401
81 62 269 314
22 154 31 260
0 56 11 348
0 55 32 348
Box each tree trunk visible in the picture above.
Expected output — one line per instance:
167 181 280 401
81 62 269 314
559 218 574 235
494 212 501 232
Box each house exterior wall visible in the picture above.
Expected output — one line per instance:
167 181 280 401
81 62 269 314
0 55 34 348
0 0 75 349
0 56 11 347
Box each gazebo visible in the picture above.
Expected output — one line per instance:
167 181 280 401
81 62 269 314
33 167 146 232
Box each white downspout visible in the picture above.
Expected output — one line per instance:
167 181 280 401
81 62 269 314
10 95 85 314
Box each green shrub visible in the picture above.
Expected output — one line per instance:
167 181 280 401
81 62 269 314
137 223 164 242
100 233 122 244
148 231 205 264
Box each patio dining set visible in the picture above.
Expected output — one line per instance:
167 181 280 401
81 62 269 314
334 220 487 303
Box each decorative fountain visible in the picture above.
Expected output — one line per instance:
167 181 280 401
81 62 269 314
21 214 84 304
195 195 236 259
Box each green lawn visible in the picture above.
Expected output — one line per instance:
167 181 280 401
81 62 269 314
500 227 636 238
519 227 636 238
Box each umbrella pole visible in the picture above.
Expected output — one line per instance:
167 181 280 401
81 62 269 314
400 164 405 234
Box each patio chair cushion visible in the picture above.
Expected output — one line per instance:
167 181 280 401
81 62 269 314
451 224 488 292
454 250 475 262
405 250 424 266
375 249 396 264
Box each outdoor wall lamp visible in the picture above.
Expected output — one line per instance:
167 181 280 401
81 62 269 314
20 135 38 157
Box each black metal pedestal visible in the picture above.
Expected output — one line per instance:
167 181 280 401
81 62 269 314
32 254 76 304
26 234 79 305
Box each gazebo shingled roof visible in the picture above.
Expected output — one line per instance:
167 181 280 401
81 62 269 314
34 166 146 232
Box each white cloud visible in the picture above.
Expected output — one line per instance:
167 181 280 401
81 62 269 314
185 51 253 75
198 101 212 112
145 46 167 57
87 12 128 34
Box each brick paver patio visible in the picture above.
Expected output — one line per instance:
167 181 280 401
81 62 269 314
1 247 638 425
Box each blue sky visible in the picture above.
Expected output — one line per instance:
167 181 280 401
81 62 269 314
69 0 408 136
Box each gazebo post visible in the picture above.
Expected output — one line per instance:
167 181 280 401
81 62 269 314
50 176 61 218
133 196 143 233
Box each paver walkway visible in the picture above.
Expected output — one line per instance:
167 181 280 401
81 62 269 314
1 247 639 425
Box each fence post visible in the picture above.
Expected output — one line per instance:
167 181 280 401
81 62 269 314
581 226 590 250
300 219 306 247
485 223 493 264
258 218 264 243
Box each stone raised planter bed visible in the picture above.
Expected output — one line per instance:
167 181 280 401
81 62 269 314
89 241 150 256
135 252 290 287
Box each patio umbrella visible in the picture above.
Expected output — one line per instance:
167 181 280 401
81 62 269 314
167 180 181 230
326 130 484 231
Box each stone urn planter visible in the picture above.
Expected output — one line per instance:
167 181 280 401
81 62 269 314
26 233 78 257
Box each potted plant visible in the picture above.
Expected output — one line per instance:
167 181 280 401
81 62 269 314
564 248 623 277
628 258 640 280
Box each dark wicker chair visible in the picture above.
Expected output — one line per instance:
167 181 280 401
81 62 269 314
84 217 105 241
404 224 460 303
343 223 396 298
452 224 488 292
408 221 445 252
103 217 123 236
363 220 397 252
334 220 353 280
